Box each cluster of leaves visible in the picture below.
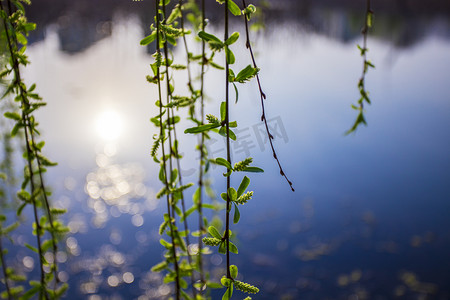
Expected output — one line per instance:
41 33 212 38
142 0 273 299
182 0 267 299
143 0 224 299
347 0 375 134
0 0 68 299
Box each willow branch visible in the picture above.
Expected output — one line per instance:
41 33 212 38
241 0 295 192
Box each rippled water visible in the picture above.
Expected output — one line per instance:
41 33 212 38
2 2 450 299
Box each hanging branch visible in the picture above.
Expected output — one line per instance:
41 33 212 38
0 1 68 298
0 7 49 299
224 0 232 280
241 0 294 192
197 0 207 288
155 1 181 298
347 0 374 134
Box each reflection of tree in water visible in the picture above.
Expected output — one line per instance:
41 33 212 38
25 0 450 54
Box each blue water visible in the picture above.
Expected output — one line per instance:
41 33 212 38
2 3 450 299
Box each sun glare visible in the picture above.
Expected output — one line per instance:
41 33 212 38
95 110 124 141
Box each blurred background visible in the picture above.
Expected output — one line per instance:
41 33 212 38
1 0 450 299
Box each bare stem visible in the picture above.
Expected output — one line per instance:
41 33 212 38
241 0 295 192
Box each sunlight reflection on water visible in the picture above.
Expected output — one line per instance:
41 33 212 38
84 143 157 229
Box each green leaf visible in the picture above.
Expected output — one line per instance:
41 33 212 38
208 226 222 239
367 11 373 28
4 112 21 121
17 203 27 216
229 241 238 254
215 158 232 170
140 31 157 45
220 101 226 121
228 0 242 16
232 82 239 103
221 276 232 287
218 126 236 141
16 32 28 45
160 239 172 249
227 187 237 202
198 31 223 44
19 285 40 300
235 65 258 83
167 7 182 24
237 176 250 197
242 167 264 173
192 187 201 205
233 204 240 224
25 243 38 253
230 265 238 279
222 286 233 300
220 192 228 201
219 241 226 254
225 32 240 45
11 123 21 137
225 47 235 64
185 123 220 134
207 281 224 289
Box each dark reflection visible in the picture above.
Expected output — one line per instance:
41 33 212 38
25 0 450 54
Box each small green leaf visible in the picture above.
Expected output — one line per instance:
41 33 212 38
219 127 237 141
198 31 223 44
25 243 38 253
208 226 222 239
225 47 235 64
367 11 373 28
207 281 224 289
220 101 226 121
192 187 201 205
227 187 237 202
222 285 233 300
221 192 228 201
140 31 157 45
185 123 220 134
215 158 232 170
237 176 250 197
230 265 238 279
233 82 239 103
233 204 240 224
242 167 264 173
228 0 242 16
229 241 238 254
4 112 21 121
235 65 258 83
221 276 232 287
219 241 227 254
225 32 240 45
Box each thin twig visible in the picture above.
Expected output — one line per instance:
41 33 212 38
242 0 295 192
